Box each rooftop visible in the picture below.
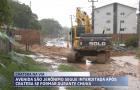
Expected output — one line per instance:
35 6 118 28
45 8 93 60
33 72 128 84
95 2 137 10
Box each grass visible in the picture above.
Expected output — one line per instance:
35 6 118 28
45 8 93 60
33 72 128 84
58 64 79 72
14 48 33 55
0 53 12 66
0 52 54 90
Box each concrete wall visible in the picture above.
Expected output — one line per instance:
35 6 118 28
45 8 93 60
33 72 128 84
117 4 137 34
94 4 114 34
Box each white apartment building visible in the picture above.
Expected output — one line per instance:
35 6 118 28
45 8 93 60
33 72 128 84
94 3 137 35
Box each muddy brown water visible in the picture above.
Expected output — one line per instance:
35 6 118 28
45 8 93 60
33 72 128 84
69 57 140 90
33 53 140 90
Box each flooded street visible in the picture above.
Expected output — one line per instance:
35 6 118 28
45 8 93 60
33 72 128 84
30 45 140 90
72 56 140 90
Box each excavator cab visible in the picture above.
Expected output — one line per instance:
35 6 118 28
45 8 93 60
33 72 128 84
70 25 85 48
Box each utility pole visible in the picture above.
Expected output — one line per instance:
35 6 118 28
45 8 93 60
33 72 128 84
138 0 140 49
88 0 98 34
30 1 31 9
68 15 74 48
70 15 73 27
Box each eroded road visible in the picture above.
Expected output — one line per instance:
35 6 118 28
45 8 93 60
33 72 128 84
30 45 140 90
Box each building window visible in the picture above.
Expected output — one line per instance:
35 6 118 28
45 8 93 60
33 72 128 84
120 20 124 23
120 28 125 31
106 12 111 15
120 12 125 16
106 28 111 31
106 20 111 23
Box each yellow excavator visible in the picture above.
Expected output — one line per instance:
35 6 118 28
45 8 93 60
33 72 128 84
67 8 112 63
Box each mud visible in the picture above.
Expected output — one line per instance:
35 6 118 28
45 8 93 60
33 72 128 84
110 51 135 56
31 45 136 58
31 45 70 57
30 45 140 90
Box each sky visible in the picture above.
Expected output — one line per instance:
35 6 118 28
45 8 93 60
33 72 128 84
18 0 139 27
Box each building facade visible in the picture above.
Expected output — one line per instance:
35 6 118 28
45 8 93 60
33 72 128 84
94 3 137 37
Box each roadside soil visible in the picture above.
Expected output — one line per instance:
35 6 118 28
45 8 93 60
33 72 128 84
31 45 70 57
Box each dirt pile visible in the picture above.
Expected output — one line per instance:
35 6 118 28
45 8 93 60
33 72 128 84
31 45 136 57
31 45 70 57
110 51 135 56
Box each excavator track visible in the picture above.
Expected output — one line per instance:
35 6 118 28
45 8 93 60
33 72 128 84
95 51 110 64
67 50 84 63
67 50 110 64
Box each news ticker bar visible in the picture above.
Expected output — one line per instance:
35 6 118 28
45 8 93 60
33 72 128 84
14 72 128 87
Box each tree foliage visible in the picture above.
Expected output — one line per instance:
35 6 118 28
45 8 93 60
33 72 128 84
0 0 11 26
0 0 41 30
8 0 41 30
125 35 138 48
39 19 62 37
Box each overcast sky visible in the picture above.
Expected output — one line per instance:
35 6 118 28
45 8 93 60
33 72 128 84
18 0 139 27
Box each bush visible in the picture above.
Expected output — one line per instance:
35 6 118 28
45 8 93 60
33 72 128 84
0 52 49 90
125 35 138 48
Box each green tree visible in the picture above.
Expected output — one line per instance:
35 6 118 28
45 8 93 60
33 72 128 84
8 0 41 30
39 19 62 37
0 0 11 26
125 35 138 48
0 0 12 53
30 13 41 30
